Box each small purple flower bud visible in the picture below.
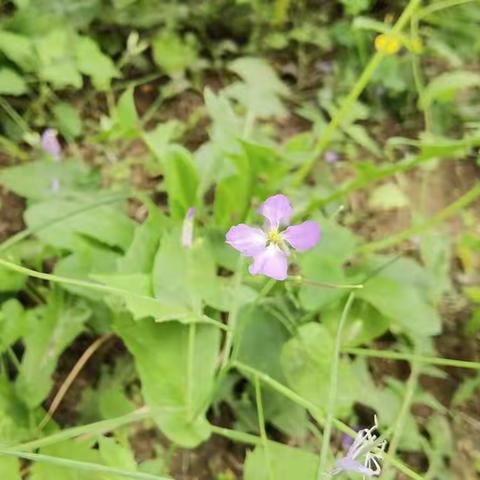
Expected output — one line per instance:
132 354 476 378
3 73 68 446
324 150 339 164
41 128 61 161
181 207 196 248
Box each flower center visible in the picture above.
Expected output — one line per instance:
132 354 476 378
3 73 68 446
267 229 283 247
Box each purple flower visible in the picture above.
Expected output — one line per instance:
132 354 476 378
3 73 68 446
332 418 386 479
181 207 196 248
325 150 339 164
225 194 320 281
41 128 61 160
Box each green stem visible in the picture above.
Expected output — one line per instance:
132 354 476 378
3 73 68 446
288 275 363 290
0 449 171 480
343 347 480 370
255 375 274 480
10 407 182 452
219 256 245 371
0 257 227 331
416 0 474 20
292 0 423 186
186 322 196 419
358 182 480 254
317 293 355 479
384 358 420 478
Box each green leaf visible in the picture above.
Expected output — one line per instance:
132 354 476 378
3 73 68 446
0 251 26 293
369 182 409 210
322 301 390 346
162 146 199 219
281 323 357 416
0 377 31 445
151 31 198 76
0 299 27 354
357 258 441 337
36 29 83 88
244 443 317 480
30 440 101 480
298 220 357 311
53 102 83 140
0 30 37 71
0 159 93 200
118 206 165 275
92 272 192 322
114 314 219 447
25 198 134 251
75 36 120 90
0 456 21 480
0 68 28 96
225 57 289 117
421 71 480 109
15 293 90 408
54 243 121 301
98 436 137 478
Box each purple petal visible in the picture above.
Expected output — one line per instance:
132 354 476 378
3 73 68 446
334 457 375 476
249 245 288 281
41 128 61 160
259 194 293 230
283 221 320 251
226 224 267 257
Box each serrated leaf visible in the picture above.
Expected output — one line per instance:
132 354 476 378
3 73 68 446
0 30 37 71
151 31 198 76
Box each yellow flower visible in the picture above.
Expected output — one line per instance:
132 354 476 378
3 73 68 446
375 33 401 55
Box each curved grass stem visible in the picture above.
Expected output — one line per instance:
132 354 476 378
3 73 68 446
317 293 355 479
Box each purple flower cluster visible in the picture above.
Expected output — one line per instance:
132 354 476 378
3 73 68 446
225 194 320 280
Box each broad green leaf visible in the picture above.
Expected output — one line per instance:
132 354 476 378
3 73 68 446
0 30 36 71
15 294 90 408
53 102 83 140
0 68 28 96
0 377 31 445
298 220 357 311
25 198 134 251
281 323 357 416
369 182 409 210
0 299 27 353
0 159 93 200
357 257 441 337
118 206 165 274
0 456 21 480
213 153 251 228
75 36 120 90
244 443 317 480
98 436 137 478
143 121 182 173
322 300 390 346
226 57 289 117
235 305 290 380
116 87 139 135
421 71 480 109
30 440 103 480
162 146 199 219
152 31 198 76
0 251 26 293
114 314 220 447
54 243 121 300
235 305 308 437
92 273 192 322
36 29 83 88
